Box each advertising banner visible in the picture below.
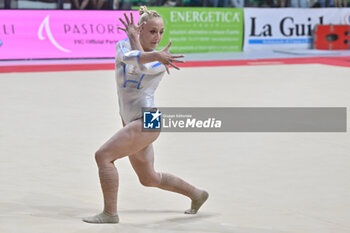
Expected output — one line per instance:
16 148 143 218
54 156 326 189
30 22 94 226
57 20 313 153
0 10 138 60
151 7 244 53
243 8 341 51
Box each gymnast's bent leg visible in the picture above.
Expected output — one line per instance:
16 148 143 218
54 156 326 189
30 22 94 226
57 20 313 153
83 119 160 223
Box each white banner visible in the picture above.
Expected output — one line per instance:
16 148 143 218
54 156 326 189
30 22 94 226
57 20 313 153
244 8 341 51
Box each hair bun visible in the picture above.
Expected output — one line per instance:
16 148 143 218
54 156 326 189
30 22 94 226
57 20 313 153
138 6 161 24
139 6 148 16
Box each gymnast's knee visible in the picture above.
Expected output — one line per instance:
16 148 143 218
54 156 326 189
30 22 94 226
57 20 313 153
139 172 162 187
95 149 115 168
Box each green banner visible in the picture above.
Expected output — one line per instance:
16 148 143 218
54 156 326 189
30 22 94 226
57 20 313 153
149 7 244 53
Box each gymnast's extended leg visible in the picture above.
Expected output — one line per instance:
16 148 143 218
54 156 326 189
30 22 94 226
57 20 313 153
129 144 209 214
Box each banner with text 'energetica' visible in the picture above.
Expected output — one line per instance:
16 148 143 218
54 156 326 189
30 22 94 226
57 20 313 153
151 7 244 53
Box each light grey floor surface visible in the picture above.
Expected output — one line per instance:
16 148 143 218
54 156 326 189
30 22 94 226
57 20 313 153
0 64 349 233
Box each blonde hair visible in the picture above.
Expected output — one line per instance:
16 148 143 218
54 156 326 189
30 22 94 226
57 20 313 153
138 6 161 25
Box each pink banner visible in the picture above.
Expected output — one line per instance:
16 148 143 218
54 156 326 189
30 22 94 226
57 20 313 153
0 10 139 60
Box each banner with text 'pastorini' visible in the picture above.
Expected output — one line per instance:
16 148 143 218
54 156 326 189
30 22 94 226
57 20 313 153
0 10 138 60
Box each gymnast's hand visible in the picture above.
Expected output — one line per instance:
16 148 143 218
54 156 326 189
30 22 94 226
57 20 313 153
156 41 184 74
117 12 146 40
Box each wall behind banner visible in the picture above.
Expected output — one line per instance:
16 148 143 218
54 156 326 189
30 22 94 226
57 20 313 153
0 10 138 60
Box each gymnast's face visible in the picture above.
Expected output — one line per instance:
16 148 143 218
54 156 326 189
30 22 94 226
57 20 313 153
139 17 164 52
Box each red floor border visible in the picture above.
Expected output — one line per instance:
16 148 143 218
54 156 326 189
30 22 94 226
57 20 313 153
1 56 349 73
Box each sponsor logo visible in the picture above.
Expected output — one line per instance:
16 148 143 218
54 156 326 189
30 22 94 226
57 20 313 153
344 13 350 24
63 24 123 35
38 15 71 53
0 24 15 35
249 16 324 37
170 11 240 23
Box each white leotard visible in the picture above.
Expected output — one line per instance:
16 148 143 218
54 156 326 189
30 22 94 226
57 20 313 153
115 39 166 124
